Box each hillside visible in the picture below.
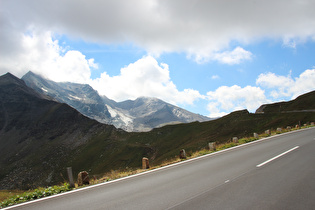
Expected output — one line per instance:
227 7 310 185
0 73 121 189
256 90 315 113
65 89 315 176
1 72 314 190
72 109 315 174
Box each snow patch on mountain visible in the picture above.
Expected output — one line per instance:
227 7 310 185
106 104 118 117
41 87 48 92
69 94 83 101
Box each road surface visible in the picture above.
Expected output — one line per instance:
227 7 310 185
6 127 315 209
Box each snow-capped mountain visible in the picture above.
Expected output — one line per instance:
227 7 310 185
22 71 211 131
22 71 113 124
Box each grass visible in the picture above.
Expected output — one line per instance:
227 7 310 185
0 183 71 208
0 190 24 203
1 124 314 208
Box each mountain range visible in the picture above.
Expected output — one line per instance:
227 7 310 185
22 71 210 132
1 72 314 190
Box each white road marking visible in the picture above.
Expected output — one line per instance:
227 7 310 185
256 146 299 168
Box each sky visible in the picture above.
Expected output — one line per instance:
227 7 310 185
1 0 315 118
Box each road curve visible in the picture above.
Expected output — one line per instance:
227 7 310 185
6 127 315 210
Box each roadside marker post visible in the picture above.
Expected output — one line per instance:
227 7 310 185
67 167 75 188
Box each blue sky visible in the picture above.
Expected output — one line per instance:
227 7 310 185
1 0 315 117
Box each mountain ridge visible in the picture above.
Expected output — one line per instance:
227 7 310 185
22 71 210 132
255 90 315 113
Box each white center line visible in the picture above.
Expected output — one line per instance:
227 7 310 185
256 146 299 168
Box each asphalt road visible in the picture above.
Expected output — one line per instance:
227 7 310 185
6 127 315 210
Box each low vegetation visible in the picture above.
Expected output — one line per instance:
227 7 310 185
1 183 71 208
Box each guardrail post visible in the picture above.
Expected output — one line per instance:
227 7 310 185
142 157 150 169
67 167 75 188
208 142 216 151
232 137 238 143
179 149 186 159
265 130 271 135
253 133 259 139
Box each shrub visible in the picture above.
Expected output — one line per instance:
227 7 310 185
0 183 72 208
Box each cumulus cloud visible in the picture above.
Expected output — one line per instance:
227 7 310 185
206 85 269 118
90 55 204 105
2 0 315 63
256 69 315 99
0 30 96 83
189 47 252 64
256 72 294 98
213 47 253 65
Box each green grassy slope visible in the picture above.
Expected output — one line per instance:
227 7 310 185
70 109 315 177
256 90 315 113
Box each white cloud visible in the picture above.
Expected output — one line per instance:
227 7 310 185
213 47 253 65
0 30 96 83
211 75 220 80
2 0 315 64
256 69 315 99
291 69 315 98
282 36 297 49
189 47 252 64
89 55 204 105
206 102 229 118
88 59 98 69
206 85 269 118
256 72 294 98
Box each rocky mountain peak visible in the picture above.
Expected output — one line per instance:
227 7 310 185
21 72 211 132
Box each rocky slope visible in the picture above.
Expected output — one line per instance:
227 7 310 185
22 71 210 131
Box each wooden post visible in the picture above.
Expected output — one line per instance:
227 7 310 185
142 157 149 169
208 142 216 151
67 167 75 188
